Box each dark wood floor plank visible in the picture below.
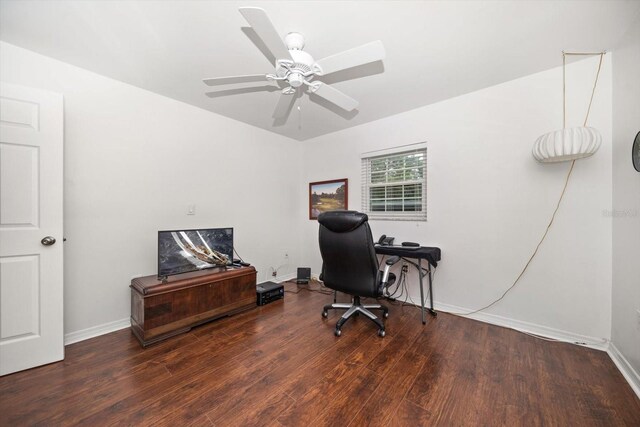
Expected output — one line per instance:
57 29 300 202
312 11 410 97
38 332 242 426
79 295 328 426
280 326 380 400
0 332 197 412
500 329 547 426
278 303 418 400
444 319 517 425
156 316 342 426
157 329 251 376
347 331 431 426
0 359 172 426
387 398 435 427
310 367 384 427
275 302 420 425
1 281 638 426
0 327 142 397
556 341 640 426
402 313 463 410
211 392 295 427
276 335 383 426
206 318 370 423
277 363 380 426
365 309 425 376
188 414 215 427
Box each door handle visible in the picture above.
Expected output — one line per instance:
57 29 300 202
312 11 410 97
41 236 56 246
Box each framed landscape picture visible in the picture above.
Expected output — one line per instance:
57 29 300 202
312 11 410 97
309 178 348 220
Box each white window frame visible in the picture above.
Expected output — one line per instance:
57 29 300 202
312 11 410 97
361 143 427 221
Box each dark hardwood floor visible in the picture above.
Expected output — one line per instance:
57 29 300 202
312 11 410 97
1 280 639 426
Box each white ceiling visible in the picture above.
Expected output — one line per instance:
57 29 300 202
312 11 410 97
1 0 638 141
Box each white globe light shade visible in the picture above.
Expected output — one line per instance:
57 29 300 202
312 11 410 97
532 126 602 163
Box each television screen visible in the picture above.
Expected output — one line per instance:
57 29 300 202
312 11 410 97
158 228 233 278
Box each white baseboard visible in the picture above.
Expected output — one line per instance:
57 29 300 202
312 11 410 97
396 287 610 349
433 301 609 350
64 318 130 346
259 272 296 284
607 343 640 399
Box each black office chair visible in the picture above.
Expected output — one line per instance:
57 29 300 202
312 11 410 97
318 210 400 337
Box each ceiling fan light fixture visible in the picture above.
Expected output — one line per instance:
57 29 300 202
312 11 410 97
288 73 305 88
285 32 305 50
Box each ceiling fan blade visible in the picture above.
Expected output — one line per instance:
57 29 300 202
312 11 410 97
314 40 385 76
203 74 268 86
239 7 292 62
272 92 296 119
312 83 359 111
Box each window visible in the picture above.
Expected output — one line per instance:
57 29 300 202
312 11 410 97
361 146 427 221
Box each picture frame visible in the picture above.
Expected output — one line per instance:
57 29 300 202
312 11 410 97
309 178 348 220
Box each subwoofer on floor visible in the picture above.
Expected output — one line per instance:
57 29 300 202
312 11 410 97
296 267 311 284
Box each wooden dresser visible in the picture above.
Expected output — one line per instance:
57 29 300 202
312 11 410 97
130 266 256 347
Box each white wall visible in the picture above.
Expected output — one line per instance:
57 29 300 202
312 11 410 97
611 21 640 375
0 42 302 336
300 56 613 342
0 40 621 349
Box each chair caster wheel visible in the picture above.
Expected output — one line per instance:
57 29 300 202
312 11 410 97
335 329 342 337
322 311 328 318
383 312 389 318
378 329 386 337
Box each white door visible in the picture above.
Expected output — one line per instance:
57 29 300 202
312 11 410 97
0 82 64 376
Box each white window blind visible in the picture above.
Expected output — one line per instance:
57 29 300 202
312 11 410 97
361 147 427 221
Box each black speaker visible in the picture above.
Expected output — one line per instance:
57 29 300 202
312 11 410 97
296 267 311 284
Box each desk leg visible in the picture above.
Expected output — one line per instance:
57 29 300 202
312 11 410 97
428 265 437 317
418 259 426 324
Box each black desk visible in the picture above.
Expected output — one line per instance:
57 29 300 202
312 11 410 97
375 245 441 324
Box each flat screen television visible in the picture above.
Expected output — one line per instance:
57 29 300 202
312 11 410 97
158 227 233 278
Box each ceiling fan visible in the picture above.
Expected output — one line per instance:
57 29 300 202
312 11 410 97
203 7 385 121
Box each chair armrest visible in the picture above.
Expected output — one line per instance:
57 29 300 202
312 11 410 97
385 256 401 266
380 256 401 286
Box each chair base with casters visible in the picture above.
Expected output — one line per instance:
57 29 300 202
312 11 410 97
322 295 389 337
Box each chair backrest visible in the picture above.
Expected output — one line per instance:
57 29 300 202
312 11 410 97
317 210 380 298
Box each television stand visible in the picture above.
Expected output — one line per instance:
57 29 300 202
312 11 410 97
130 266 257 347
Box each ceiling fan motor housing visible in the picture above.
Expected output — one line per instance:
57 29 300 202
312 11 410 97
276 49 316 86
